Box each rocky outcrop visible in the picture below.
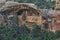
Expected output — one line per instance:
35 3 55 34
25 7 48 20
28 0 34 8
0 1 42 27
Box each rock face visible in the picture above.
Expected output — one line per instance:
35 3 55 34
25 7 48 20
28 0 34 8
0 1 60 32
0 0 5 8
0 1 42 27
0 0 6 3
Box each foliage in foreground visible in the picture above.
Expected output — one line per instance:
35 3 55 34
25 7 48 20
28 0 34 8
0 24 60 40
